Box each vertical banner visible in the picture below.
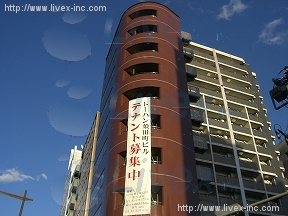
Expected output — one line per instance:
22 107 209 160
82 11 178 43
123 97 151 215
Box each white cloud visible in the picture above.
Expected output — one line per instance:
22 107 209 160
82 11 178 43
104 18 113 35
41 174 48 180
258 18 288 45
0 168 34 183
217 0 248 20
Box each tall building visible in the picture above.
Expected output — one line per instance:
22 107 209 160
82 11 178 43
74 112 101 216
84 2 288 216
89 2 199 216
185 38 288 215
60 146 82 216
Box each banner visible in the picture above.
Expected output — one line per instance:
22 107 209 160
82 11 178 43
123 97 151 215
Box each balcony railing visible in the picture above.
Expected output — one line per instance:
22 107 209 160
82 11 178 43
226 95 258 109
210 135 232 147
217 57 247 71
193 49 214 61
235 141 255 151
192 61 217 73
196 73 220 86
265 184 280 193
232 124 251 134
213 154 236 166
199 87 222 98
221 69 250 83
253 130 268 139
224 82 254 97
256 146 270 155
239 160 259 170
249 114 262 123
261 164 275 173
199 194 217 204
195 152 212 161
187 84 200 102
242 179 264 191
208 118 229 130
216 175 239 187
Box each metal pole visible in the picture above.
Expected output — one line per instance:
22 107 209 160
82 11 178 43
219 190 288 216
18 190 27 216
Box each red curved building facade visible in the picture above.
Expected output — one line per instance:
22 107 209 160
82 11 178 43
89 2 200 216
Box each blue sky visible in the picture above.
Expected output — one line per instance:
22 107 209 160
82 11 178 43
0 0 288 215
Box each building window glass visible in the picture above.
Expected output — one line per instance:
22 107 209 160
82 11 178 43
123 87 159 103
126 43 158 55
128 25 157 36
129 9 157 19
125 63 158 76
151 114 160 129
151 186 163 205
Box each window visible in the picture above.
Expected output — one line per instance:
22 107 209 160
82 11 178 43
123 87 159 103
151 114 160 129
126 43 158 55
128 25 157 36
129 9 156 19
125 63 158 76
151 147 161 164
151 186 163 205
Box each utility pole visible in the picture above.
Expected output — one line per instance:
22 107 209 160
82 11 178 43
0 190 33 216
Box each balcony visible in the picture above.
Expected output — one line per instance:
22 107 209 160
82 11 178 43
208 118 229 130
196 73 220 86
183 47 194 63
221 69 250 83
206 103 224 113
232 124 251 135
213 154 236 166
235 141 255 151
249 114 262 123
219 197 242 206
193 132 208 151
242 179 264 191
226 95 258 109
196 166 213 181
217 57 247 71
261 164 275 173
225 82 254 96
199 87 222 98
265 184 280 193
253 130 268 139
229 109 247 119
195 152 212 161
187 84 200 102
239 160 259 170
193 49 214 61
216 175 239 187
210 135 232 147
192 61 217 73
185 64 197 81
256 146 270 155
190 108 204 126
199 194 217 204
